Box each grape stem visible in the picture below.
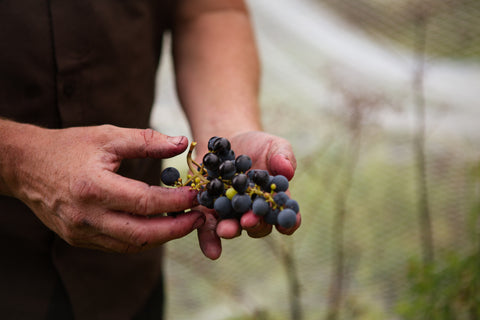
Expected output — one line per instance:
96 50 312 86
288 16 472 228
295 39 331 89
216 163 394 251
247 186 282 210
185 142 209 186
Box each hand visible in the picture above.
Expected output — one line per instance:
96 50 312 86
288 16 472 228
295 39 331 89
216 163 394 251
195 131 301 260
3 123 204 253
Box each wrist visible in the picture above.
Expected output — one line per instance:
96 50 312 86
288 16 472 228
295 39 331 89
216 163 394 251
0 119 43 197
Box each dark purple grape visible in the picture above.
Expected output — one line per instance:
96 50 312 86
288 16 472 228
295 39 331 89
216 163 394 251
203 152 220 171
252 197 269 216
285 199 300 213
277 209 297 228
273 191 289 206
212 137 231 154
264 208 279 225
231 193 252 214
197 191 214 209
252 170 270 189
207 169 220 179
232 174 248 194
219 160 236 179
214 196 234 219
235 155 252 172
208 136 220 151
207 178 224 197
160 167 180 186
267 175 275 191
272 175 289 192
220 149 235 162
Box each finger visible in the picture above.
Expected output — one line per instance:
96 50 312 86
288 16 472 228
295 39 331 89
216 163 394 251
70 233 139 253
196 211 222 260
269 151 296 181
97 210 205 250
105 127 189 159
240 211 272 238
57 215 162 254
216 219 242 239
75 171 198 215
275 212 302 235
239 210 261 228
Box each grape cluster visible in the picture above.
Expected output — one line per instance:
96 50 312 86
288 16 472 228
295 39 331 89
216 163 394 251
160 137 299 229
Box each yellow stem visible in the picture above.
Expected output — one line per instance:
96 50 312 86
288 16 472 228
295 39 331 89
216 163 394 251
186 142 209 185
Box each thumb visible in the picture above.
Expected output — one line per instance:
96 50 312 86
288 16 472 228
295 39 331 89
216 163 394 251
268 146 297 181
105 127 189 159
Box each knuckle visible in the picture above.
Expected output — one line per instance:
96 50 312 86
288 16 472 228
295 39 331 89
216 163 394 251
127 226 151 248
98 124 117 134
139 128 160 158
61 214 91 244
141 128 156 147
92 125 117 145
134 192 150 215
69 213 91 229
70 179 101 203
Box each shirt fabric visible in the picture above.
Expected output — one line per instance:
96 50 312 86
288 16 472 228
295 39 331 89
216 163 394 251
0 1 174 319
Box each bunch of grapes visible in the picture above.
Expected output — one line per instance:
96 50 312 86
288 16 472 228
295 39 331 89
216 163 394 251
160 137 299 229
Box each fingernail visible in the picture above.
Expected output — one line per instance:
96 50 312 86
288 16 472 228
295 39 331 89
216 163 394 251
167 135 185 146
192 216 205 230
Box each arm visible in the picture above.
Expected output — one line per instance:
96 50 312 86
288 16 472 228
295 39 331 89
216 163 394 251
0 118 205 252
171 0 300 259
171 0 262 155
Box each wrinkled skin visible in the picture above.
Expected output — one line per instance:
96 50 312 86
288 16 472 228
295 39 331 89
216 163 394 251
1 123 206 253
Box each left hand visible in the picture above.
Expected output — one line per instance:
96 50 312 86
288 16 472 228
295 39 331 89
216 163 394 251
194 131 301 260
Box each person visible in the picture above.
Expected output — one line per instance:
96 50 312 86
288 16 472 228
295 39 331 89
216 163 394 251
0 0 300 319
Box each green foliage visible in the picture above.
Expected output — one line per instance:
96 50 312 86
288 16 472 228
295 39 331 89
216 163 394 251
397 161 480 320
396 251 480 320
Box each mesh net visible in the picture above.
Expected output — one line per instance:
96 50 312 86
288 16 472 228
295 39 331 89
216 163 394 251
152 0 480 319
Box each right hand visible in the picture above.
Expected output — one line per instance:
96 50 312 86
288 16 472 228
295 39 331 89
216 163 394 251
192 131 301 260
1 123 204 253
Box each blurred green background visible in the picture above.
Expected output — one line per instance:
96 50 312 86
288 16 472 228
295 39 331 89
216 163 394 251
151 0 480 319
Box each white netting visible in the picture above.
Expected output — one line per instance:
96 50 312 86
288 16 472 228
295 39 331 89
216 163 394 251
152 1 480 319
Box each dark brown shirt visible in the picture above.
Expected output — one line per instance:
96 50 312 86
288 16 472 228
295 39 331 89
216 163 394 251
0 1 173 319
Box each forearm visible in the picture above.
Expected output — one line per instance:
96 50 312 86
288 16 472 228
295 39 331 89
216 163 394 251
171 1 262 154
